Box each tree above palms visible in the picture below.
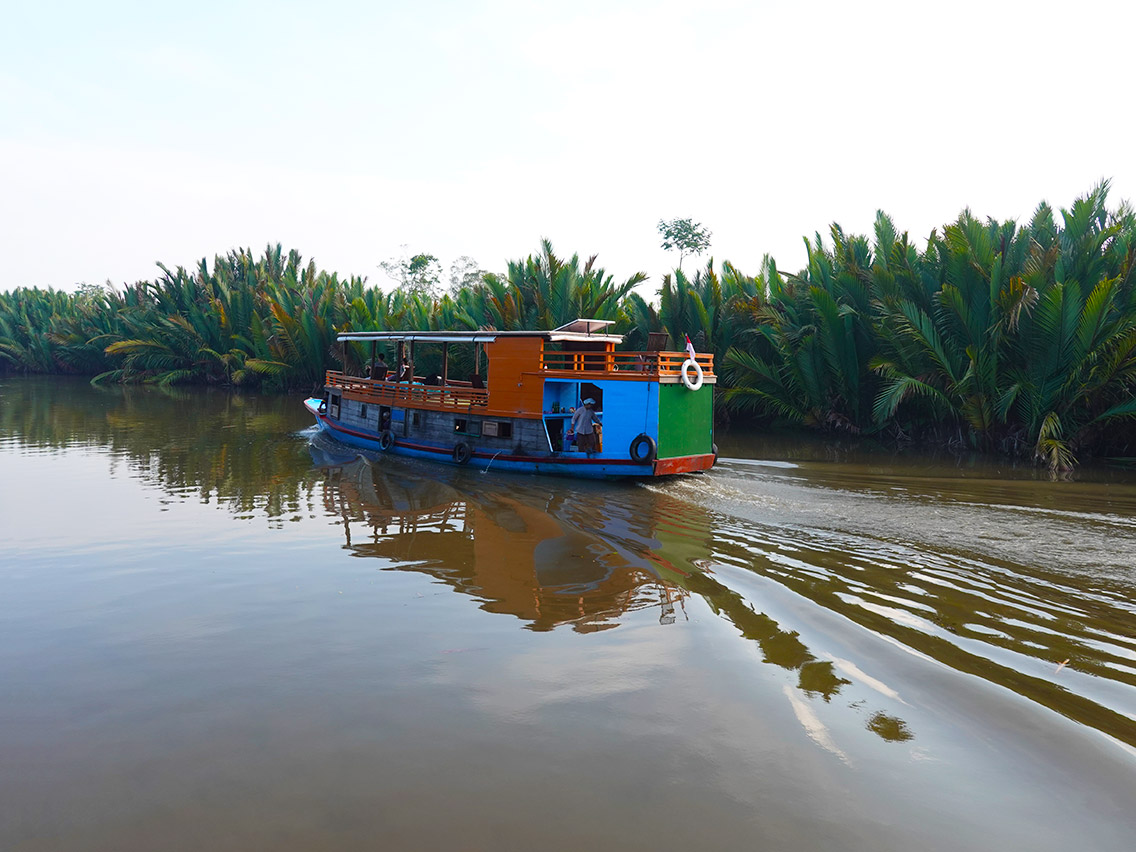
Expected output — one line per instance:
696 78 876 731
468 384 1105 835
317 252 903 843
658 218 712 270
380 248 443 298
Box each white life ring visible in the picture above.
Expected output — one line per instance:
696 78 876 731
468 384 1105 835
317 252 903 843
681 358 704 391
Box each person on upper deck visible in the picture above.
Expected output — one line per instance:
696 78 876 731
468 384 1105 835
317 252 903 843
396 356 412 381
568 398 599 454
373 353 388 381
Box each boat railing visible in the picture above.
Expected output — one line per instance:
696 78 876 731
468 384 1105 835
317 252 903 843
324 371 489 410
538 350 715 379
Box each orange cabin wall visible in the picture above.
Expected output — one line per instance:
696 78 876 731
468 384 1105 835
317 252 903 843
484 338 545 416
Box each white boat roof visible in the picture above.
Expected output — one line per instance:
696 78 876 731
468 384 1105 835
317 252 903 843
337 320 624 345
553 318 616 334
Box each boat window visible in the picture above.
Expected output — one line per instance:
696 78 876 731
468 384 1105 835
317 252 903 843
360 403 367 418
483 421 511 438
454 419 481 437
412 412 421 428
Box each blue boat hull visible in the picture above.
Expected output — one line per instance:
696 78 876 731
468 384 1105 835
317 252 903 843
304 398 657 479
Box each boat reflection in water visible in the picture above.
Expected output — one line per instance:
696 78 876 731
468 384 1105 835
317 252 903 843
308 433 894 743
310 434 692 632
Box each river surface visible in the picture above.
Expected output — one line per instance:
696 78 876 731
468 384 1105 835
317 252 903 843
2 376 1134 851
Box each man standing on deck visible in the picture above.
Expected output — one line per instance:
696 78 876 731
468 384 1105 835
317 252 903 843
568 398 599 454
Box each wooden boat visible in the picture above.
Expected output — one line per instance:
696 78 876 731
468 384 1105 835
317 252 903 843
303 319 717 478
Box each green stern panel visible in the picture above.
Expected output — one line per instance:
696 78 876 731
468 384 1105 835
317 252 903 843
656 384 713 458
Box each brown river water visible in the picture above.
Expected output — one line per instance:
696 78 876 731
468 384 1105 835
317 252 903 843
1 376 1134 851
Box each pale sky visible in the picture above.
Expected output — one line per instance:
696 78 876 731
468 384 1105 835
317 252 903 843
2 0 1132 297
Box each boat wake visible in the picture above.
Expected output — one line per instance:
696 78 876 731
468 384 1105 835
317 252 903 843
638 464 1136 751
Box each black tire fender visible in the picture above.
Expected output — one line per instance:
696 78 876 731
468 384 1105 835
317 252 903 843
711 442 719 465
379 430 394 451
629 433 656 464
453 441 473 464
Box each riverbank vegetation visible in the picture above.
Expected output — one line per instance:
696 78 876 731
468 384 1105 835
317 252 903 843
3 185 1135 469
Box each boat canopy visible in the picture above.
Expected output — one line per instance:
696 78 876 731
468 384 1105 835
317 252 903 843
552 318 615 334
337 321 624 345
336 331 502 344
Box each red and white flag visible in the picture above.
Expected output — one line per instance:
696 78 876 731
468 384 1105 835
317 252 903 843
684 334 697 363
